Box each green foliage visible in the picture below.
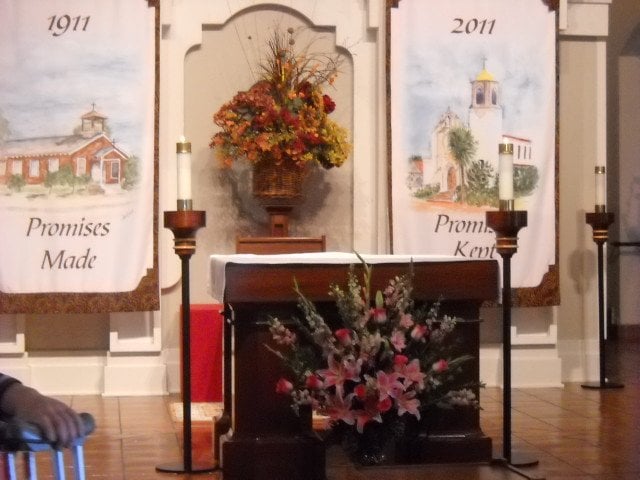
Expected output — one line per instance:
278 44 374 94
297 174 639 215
122 156 140 190
44 170 59 193
514 165 539 198
43 165 92 194
55 165 77 191
7 174 25 192
0 109 9 144
465 160 498 207
76 174 91 189
413 183 440 200
448 126 477 202
448 127 477 170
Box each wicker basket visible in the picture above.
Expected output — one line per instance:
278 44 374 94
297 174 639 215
251 160 308 204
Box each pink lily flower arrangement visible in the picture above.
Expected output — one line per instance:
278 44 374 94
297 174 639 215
267 258 479 443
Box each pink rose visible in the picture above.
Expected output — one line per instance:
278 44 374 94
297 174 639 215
394 354 409 366
391 329 406 351
275 378 293 394
411 324 429 341
354 384 367 400
305 374 324 390
432 359 449 373
371 308 387 323
335 328 352 346
399 313 414 328
377 397 393 413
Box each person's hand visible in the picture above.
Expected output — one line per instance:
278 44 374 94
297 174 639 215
0 383 84 448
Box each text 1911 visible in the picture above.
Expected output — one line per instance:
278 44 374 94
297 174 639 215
47 15 90 37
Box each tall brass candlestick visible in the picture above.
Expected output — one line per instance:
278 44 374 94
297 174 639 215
581 211 623 390
486 209 542 480
156 210 216 474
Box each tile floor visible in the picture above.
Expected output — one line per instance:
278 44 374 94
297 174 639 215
3 338 638 479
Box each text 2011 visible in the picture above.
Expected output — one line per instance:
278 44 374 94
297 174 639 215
451 18 496 35
47 15 90 37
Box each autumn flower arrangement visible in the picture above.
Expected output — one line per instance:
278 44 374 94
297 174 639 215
267 258 479 465
210 28 350 172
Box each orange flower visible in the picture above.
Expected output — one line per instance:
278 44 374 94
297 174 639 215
210 28 350 170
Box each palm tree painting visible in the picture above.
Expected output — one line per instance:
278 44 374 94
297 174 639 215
447 126 477 203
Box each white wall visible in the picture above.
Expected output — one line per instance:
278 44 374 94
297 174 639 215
0 0 617 394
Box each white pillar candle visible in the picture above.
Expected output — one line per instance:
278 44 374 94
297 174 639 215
498 138 514 202
595 165 606 208
176 135 192 204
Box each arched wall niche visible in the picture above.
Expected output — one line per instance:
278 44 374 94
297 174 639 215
188 8 355 248
160 0 388 297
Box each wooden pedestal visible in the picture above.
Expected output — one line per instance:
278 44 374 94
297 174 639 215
214 257 498 479
236 235 326 254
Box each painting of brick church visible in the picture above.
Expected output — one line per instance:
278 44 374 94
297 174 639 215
0 106 137 196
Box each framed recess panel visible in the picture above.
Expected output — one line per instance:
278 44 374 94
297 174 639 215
388 0 559 306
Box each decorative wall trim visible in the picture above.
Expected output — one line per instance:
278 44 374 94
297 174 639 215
0 315 25 354
480 344 563 387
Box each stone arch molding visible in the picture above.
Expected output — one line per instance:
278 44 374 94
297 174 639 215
159 0 387 287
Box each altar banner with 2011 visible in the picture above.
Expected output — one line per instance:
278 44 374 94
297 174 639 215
0 0 158 313
391 0 557 295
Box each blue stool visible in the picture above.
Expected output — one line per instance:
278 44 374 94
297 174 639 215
0 413 94 480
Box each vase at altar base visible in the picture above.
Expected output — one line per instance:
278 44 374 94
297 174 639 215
339 416 424 467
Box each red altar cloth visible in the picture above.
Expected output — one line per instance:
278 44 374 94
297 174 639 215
185 304 223 402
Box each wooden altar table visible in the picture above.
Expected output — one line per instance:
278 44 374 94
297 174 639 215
208 253 499 480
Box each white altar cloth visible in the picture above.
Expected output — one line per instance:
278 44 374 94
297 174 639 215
208 252 461 303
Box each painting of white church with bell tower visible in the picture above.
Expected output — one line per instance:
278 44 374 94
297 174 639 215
391 0 556 289
406 62 538 210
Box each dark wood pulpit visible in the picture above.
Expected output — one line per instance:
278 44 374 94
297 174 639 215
209 253 499 480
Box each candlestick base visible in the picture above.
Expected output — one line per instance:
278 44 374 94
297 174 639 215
486 210 528 256
163 210 206 257
491 457 544 480
156 462 217 474
508 451 540 468
585 211 614 244
582 211 623 391
581 380 624 389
